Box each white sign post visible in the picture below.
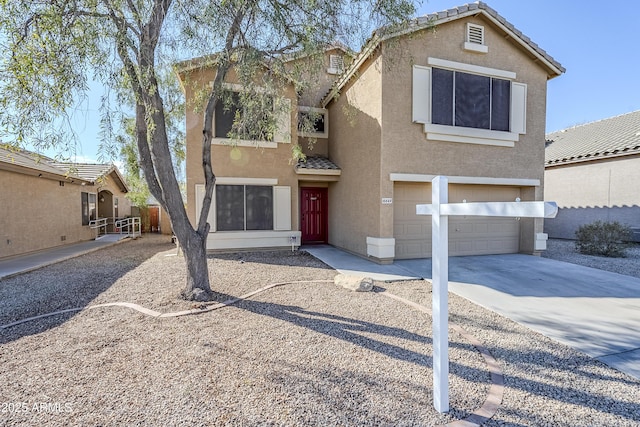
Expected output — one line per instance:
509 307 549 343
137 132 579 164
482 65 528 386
417 175 558 413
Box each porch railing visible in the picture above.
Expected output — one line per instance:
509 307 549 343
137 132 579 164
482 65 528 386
89 218 108 235
115 217 142 239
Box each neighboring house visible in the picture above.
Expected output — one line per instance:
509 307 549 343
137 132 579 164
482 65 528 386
0 147 132 259
544 110 640 241
132 196 173 234
179 2 564 262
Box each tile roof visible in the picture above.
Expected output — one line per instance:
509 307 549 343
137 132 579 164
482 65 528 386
545 110 640 166
0 146 74 178
50 162 115 182
322 1 564 107
0 145 128 191
413 2 564 75
296 156 341 170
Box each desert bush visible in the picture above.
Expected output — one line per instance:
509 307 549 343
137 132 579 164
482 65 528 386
575 220 632 257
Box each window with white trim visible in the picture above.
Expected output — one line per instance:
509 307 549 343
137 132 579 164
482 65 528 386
81 192 97 225
195 181 292 233
216 185 274 231
213 83 291 146
412 58 527 147
298 106 328 138
432 67 510 131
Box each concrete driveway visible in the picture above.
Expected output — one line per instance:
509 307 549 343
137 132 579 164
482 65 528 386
305 246 640 380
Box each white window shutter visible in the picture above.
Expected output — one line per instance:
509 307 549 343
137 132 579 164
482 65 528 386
274 98 292 143
273 186 291 231
194 183 216 231
511 82 527 134
195 184 204 225
412 65 431 124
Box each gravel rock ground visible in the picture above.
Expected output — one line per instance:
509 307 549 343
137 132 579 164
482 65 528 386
542 238 640 279
1 235 639 426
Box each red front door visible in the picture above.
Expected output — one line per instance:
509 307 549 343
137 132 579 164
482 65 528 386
301 188 328 244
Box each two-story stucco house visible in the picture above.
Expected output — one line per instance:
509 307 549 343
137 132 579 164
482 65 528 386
179 2 564 263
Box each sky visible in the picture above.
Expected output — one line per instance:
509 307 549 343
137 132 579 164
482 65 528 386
58 0 639 163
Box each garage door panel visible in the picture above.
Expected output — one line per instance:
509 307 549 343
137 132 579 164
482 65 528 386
394 183 521 258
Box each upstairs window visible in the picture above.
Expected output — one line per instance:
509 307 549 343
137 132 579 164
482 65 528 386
215 91 274 141
412 58 527 147
212 83 291 146
432 67 510 132
298 106 328 138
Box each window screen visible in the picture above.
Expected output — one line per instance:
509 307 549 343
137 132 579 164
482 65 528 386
431 67 511 132
298 111 326 134
216 184 273 231
246 186 273 230
81 192 89 225
431 68 454 126
215 92 240 138
455 72 490 129
88 194 97 221
216 185 245 231
491 78 510 131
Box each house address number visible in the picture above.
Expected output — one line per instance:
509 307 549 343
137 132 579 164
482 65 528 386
382 198 393 204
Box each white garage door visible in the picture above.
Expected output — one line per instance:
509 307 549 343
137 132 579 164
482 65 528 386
394 182 521 259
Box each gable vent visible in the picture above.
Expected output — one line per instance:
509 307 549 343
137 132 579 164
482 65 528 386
327 55 344 75
464 23 488 53
467 23 484 44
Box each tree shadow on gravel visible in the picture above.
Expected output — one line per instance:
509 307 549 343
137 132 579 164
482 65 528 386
201 342 455 426
451 313 640 425
243 281 640 424
220 294 493 422
0 236 174 344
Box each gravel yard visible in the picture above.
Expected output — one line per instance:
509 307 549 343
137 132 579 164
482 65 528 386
1 235 639 426
542 238 640 279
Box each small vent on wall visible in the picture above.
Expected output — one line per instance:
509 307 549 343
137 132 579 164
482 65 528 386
61 235 66 242
327 55 344 75
467 23 484 44
464 23 488 53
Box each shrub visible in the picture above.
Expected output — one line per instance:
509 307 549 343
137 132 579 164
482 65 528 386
575 221 632 257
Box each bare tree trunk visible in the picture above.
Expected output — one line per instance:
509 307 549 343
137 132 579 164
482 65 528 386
179 228 212 301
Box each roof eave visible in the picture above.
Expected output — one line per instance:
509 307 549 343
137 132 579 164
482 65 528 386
321 5 565 106
0 161 92 185
545 150 640 168
107 166 130 193
479 12 564 78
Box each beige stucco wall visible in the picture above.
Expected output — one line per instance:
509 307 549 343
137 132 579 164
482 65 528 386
96 174 133 221
326 15 553 257
182 66 301 232
544 155 640 239
296 47 347 107
160 207 173 235
327 54 383 256
0 170 129 259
